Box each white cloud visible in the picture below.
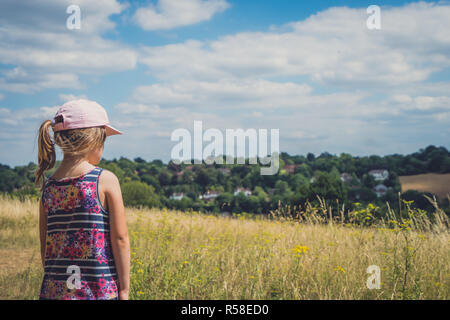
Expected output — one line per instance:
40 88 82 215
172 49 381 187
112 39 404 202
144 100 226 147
115 102 165 115
127 79 314 109
389 94 450 111
391 94 413 104
0 71 81 94
59 93 88 102
433 112 450 121
0 0 137 93
0 108 10 115
134 0 230 30
139 3 450 86
40 106 60 118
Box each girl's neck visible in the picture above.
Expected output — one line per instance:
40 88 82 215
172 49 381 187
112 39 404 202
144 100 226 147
61 154 89 167
52 155 95 179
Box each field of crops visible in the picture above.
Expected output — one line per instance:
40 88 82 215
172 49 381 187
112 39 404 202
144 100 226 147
400 173 450 200
0 196 449 300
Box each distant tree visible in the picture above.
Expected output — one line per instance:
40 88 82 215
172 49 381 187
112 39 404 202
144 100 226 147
122 181 160 208
253 186 268 201
195 169 210 190
173 197 194 211
357 187 377 202
295 163 312 177
362 173 377 189
290 184 310 206
274 180 290 195
401 190 436 211
168 161 181 172
330 167 340 181
181 171 194 184
384 171 400 190
310 171 346 202
0 165 20 192
307 153 315 162
158 171 170 187
151 159 164 167
140 174 159 190
339 153 356 173
288 173 309 191
217 192 233 211
428 152 446 173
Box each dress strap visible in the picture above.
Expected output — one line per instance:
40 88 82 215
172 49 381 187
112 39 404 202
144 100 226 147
90 166 103 177
92 167 108 214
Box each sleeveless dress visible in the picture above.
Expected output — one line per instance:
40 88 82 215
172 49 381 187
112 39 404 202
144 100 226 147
39 167 119 300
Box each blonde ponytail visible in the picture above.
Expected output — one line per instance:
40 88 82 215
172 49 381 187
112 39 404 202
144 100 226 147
35 120 56 188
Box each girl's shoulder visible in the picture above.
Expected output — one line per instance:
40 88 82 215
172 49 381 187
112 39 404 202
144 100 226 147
98 168 119 182
98 169 120 190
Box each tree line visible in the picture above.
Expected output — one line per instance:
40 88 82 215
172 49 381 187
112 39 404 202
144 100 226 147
1 145 449 215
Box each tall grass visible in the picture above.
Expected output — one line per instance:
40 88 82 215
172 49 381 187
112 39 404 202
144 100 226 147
0 194 448 300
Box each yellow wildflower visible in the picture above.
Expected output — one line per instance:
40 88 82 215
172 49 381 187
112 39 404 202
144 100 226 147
292 245 310 256
334 266 346 273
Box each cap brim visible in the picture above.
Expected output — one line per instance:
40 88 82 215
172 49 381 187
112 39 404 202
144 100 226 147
105 124 122 137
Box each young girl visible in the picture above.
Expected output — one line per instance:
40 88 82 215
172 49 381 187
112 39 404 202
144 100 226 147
35 99 130 300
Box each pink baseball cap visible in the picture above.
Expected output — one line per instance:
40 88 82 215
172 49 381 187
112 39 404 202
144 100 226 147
52 99 122 136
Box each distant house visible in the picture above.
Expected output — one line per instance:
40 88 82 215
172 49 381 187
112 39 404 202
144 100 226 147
284 164 298 174
175 171 184 177
373 184 388 198
185 166 193 171
170 193 185 201
234 187 252 197
340 172 353 183
369 169 389 181
199 191 221 200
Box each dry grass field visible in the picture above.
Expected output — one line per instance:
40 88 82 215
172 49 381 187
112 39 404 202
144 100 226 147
0 195 449 300
400 173 450 200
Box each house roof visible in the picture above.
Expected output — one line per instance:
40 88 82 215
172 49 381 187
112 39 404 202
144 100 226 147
369 169 388 174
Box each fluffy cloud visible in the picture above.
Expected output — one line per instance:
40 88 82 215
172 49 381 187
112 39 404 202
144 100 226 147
0 68 80 94
0 0 137 93
133 0 230 30
58 93 88 102
139 2 450 86
389 95 450 111
127 79 313 109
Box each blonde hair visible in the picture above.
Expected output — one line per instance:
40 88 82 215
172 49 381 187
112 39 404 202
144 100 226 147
35 121 106 188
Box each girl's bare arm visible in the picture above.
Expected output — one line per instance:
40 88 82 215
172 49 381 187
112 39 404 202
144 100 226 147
100 170 130 300
39 198 47 268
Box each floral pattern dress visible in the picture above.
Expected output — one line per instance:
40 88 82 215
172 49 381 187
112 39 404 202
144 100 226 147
39 167 119 300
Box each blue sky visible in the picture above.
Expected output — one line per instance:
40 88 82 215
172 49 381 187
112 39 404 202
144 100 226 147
0 0 449 166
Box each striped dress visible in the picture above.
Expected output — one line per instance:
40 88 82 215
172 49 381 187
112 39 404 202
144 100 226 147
39 167 119 300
